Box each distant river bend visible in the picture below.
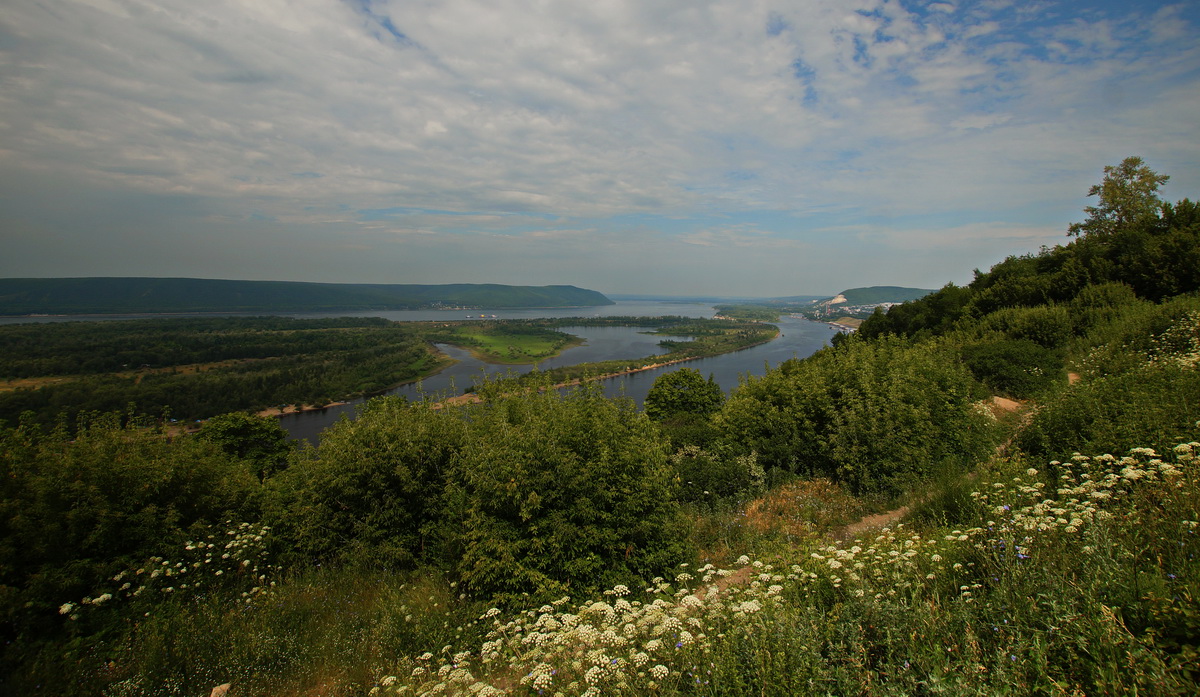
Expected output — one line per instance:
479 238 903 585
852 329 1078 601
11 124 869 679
277 311 834 443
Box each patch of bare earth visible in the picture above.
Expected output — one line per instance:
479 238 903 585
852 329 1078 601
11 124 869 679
832 506 911 542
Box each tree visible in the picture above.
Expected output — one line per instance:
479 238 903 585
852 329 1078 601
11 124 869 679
197 411 293 482
643 368 724 421
449 386 689 600
1068 156 1169 237
267 397 467 569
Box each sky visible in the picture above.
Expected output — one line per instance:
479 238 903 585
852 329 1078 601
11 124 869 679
1 0 1198 298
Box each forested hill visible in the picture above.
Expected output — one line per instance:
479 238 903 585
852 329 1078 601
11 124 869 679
834 285 934 305
0 278 614 315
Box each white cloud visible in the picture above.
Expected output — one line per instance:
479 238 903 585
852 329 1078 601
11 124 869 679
0 0 1197 294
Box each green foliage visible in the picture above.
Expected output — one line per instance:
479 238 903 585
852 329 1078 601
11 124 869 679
960 338 1065 399
716 337 993 495
644 368 725 421
0 413 259 647
269 397 467 570
1067 281 1144 335
0 316 442 425
713 304 780 322
977 304 1073 348
1068 155 1169 238
857 283 972 339
198 412 293 481
270 386 692 602
1017 362 1200 462
449 386 691 601
669 444 764 503
12 568 486 697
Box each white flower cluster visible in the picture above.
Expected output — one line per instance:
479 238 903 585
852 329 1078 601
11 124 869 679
60 522 277 620
372 440 1194 696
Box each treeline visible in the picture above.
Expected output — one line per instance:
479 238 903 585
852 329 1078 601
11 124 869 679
859 206 1199 340
0 316 402 377
0 317 442 425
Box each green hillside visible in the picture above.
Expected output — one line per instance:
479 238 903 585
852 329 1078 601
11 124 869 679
0 278 614 315
836 285 934 305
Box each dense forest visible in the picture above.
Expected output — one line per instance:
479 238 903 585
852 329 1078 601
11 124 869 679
0 317 445 426
1 157 1198 695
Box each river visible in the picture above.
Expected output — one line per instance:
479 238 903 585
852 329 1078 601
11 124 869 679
277 310 835 442
0 299 836 442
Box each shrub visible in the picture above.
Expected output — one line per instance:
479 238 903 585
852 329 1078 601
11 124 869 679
0 412 258 668
447 386 692 602
267 396 467 570
715 337 993 495
644 368 724 421
669 444 764 504
960 338 1065 399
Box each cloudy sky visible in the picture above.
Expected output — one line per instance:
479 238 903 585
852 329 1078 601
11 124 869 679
2 0 1198 297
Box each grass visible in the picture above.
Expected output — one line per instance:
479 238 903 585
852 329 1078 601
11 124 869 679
444 327 583 364
13 435 1199 695
365 439 1199 696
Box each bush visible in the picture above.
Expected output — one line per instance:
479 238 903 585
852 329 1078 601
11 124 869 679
715 337 994 495
644 368 724 421
1016 362 1200 461
0 413 259 667
267 396 467 570
961 338 1065 399
448 386 692 601
669 444 764 504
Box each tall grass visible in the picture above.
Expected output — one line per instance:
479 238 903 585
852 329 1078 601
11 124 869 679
364 438 1199 696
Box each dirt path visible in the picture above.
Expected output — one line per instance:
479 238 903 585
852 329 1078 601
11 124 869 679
832 506 911 542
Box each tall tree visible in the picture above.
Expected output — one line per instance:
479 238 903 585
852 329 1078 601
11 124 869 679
643 368 724 421
1068 156 1169 237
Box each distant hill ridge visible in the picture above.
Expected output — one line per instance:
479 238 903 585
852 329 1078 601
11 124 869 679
0 278 614 315
829 286 935 306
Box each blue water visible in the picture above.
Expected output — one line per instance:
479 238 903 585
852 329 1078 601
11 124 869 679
278 313 834 442
0 299 836 442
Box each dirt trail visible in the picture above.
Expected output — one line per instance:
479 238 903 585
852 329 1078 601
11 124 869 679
832 506 911 542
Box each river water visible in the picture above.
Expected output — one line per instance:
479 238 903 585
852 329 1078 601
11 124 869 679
0 299 836 442
277 309 835 442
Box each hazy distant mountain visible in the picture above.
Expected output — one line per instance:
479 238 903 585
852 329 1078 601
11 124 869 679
0 278 614 315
